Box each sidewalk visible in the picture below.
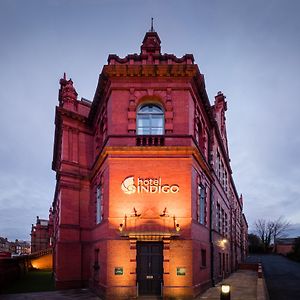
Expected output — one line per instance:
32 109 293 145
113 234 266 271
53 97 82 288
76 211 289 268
0 289 101 299
1 270 261 300
197 269 257 300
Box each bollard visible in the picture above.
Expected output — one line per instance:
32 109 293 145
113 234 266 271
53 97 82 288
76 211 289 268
220 284 231 300
258 263 263 278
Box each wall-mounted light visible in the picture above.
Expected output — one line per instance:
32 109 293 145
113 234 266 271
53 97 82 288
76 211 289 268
173 216 180 232
220 284 230 300
132 207 141 217
160 207 169 217
218 238 228 250
118 215 127 233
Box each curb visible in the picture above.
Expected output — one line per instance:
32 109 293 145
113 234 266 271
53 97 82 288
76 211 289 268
257 263 269 300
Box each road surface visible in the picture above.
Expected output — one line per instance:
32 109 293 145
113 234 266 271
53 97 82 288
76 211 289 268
247 254 300 300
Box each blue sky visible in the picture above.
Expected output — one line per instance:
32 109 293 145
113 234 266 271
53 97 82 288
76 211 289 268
0 0 300 240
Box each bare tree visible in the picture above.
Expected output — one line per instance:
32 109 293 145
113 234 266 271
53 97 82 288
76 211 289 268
254 217 290 251
271 216 290 242
255 219 267 249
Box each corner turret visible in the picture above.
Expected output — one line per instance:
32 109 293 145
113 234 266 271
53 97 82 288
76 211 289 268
140 18 161 55
214 91 229 155
141 31 161 55
58 73 78 110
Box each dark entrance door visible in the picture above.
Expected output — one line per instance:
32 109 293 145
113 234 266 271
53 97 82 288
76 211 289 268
137 242 163 296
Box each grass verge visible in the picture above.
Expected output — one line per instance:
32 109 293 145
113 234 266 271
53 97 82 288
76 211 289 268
1 269 55 294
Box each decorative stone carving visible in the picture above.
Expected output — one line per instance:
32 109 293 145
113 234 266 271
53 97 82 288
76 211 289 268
59 73 78 107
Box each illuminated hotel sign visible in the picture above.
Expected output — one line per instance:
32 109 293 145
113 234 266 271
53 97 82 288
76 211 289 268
121 176 179 195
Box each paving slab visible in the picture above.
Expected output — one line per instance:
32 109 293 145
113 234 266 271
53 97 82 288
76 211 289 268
0 289 101 300
197 270 257 300
1 270 258 300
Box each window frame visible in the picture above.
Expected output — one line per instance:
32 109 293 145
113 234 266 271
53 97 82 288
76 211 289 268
198 184 206 225
96 184 103 224
136 104 164 135
201 249 207 268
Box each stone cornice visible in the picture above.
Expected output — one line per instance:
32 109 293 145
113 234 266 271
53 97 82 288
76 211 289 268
90 146 213 182
108 53 194 65
58 106 89 123
88 73 110 125
102 64 197 78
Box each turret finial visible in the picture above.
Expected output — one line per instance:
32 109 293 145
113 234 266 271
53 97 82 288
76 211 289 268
150 17 154 32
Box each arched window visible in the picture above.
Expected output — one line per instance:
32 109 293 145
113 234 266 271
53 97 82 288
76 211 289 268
137 104 164 135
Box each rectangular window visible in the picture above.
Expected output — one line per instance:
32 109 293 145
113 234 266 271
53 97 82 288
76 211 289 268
94 248 100 272
198 184 206 225
96 185 103 224
94 248 99 264
221 161 225 186
216 151 220 178
195 121 199 143
219 252 222 275
201 249 206 268
225 213 228 237
221 208 225 235
217 203 221 232
224 170 228 192
226 253 229 273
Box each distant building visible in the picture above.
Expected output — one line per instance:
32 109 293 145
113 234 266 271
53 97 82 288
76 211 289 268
30 213 53 253
51 29 248 298
0 237 11 257
275 238 296 255
13 239 31 255
0 237 30 257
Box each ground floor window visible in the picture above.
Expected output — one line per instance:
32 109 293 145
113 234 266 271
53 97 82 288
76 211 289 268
226 253 229 272
201 249 206 268
219 252 222 275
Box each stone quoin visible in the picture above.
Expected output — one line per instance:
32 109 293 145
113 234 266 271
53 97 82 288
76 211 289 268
50 26 248 299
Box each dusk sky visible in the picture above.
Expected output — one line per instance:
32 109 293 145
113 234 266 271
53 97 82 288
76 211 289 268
1 0 299 241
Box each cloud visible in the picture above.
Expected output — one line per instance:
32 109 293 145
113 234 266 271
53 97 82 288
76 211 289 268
0 0 300 241
0 173 53 241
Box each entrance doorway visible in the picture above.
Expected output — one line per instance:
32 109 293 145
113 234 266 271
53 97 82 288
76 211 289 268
137 242 163 296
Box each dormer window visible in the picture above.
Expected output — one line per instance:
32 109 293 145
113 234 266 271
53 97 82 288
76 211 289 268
137 104 164 135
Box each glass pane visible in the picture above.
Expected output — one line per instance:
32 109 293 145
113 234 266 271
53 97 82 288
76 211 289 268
137 115 150 127
151 106 163 113
139 105 163 113
151 115 164 127
151 128 164 135
137 127 150 135
139 106 152 113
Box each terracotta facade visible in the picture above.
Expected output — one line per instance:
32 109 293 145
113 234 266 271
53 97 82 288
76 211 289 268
31 214 53 253
51 30 247 299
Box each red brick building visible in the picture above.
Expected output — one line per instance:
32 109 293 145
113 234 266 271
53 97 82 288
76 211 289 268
275 238 296 255
51 29 247 299
31 213 53 253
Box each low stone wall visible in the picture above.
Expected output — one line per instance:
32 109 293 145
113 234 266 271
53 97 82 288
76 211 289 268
238 262 258 271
